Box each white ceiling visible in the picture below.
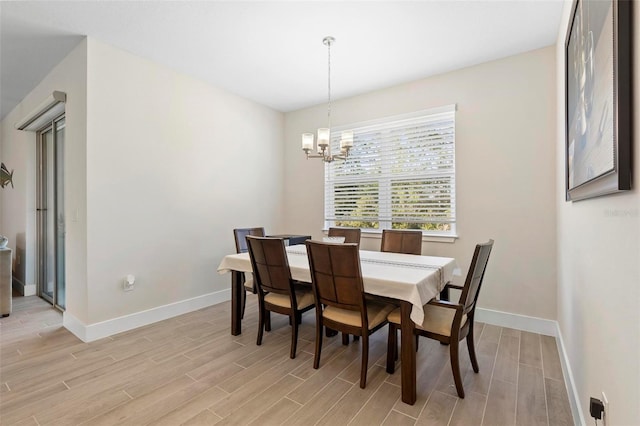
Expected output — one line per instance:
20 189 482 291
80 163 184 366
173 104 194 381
0 1 564 120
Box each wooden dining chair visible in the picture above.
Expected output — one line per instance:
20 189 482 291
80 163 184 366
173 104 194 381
380 229 422 255
386 240 494 398
328 227 362 246
306 240 395 388
233 227 265 318
246 236 315 359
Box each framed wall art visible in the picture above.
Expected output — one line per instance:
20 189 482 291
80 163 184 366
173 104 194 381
565 0 631 201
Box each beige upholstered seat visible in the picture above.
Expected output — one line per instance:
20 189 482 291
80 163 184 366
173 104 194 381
388 305 467 337
265 290 314 310
324 302 394 330
243 273 255 292
306 240 394 389
246 236 315 359
386 240 494 399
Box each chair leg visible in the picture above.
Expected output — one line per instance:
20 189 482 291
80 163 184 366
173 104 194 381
314 322 323 369
386 324 397 374
342 333 350 345
256 303 264 346
265 311 271 332
241 288 246 319
290 313 299 359
467 333 479 373
360 334 369 389
449 339 465 398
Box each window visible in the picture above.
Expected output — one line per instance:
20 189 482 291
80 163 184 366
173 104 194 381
324 105 456 236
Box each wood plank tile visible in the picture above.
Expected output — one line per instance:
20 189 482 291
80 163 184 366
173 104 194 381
0 382 69 420
520 331 542 368
209 351 312 418
350 382 401 426
482 379 516 426
286 343 358 405
540 336 563 381
7 415 39 426
545 378 573 426
315 366 387 426
463 347 498 396
153 386 229 426
38 389 132 425
217 344 291 393
392 342 449 418
215 374 304 425
283 378 353 426
479 324 501 344
247 398 301 425
415 391 457 426
337 337 387 384
182 409 222 426
516 364 548 426
0 295 575 426
493 335 520 384
382 410 417 426
84 375 196 425
449 391 486 426
112 380 214 425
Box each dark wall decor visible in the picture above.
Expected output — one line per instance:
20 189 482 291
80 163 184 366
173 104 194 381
565 0 632 201
0 163 14 189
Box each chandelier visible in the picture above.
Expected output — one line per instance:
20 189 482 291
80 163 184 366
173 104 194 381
301 36 353 163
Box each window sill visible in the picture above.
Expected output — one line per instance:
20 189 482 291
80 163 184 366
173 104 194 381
323 229 458 244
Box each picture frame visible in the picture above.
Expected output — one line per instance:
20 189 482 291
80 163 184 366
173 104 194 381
564 0 631 201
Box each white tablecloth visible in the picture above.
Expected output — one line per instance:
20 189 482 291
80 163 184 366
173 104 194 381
217 245 458 326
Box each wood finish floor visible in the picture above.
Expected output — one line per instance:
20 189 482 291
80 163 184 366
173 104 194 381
0 294 574 425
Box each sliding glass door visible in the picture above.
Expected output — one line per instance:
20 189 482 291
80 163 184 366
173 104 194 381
36 116 65 310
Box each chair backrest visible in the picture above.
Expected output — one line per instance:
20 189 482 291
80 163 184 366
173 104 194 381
458 240 494 315
306 240 365 314
233 227 266 253
246 236 293 297
380 229 422 255
328 227 362 246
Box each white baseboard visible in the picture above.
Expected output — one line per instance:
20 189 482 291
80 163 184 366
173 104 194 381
475 307 584 425
555 323 586 426
12 277 36 296
63 288 231 343
475 307 557 336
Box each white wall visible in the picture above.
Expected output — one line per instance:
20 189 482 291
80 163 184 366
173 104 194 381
84 39 284 323
0 40 88 312
555 3 640 424
283 46 557 320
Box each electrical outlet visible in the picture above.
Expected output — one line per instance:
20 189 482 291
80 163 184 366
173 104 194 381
123 275 135 292
601 392 609 426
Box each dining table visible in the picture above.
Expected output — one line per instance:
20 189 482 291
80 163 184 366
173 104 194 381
217 243 458 405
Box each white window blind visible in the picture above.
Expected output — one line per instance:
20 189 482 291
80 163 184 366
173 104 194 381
324 105 456 235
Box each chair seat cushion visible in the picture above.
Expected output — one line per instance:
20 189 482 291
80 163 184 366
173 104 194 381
323 302 394 330
388 304 467 337
264 289 314 310
244 279 255 292
243 272 255 292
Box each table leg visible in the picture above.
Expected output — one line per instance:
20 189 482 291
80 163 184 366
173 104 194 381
231 270 243 336
440 286 450 302
400 300 416 405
